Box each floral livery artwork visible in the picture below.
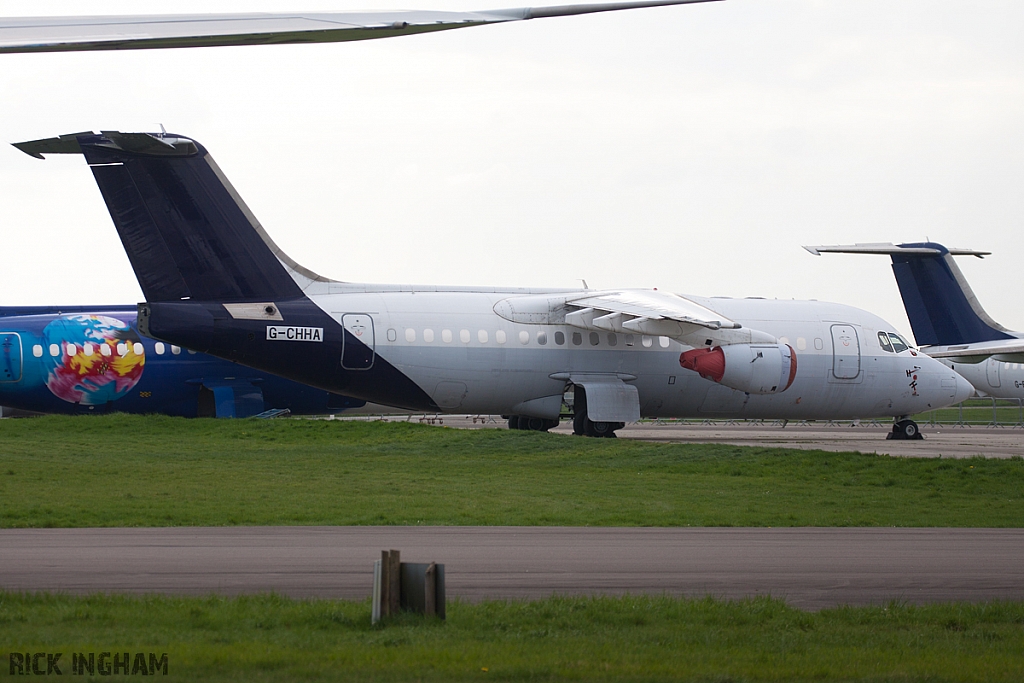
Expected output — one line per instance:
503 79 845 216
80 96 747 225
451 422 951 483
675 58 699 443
42 315 145 404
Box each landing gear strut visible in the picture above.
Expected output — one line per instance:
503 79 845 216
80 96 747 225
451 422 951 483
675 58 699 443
571 386 624 438
886 418 923 440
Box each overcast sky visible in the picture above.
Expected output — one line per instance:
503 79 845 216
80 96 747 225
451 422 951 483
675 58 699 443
1 0 1021 342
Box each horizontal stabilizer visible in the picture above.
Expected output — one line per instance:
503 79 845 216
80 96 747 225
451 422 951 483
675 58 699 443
0 1 720 54
803 243 989 258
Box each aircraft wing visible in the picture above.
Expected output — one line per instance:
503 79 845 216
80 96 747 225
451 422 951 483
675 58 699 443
0 1 719 54
562 289 776 347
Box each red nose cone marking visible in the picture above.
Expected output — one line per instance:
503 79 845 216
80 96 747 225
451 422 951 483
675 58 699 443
680 347 725 383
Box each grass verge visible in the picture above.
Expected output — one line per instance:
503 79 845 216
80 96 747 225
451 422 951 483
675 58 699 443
2 592 1023 682
1 414 1022 528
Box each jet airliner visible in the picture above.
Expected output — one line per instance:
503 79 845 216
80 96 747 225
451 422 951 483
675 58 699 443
0 305 365 417
13 132 972 440
806 242 1024 401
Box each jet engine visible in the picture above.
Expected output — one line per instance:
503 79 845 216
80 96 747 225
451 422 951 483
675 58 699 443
680 344 797 395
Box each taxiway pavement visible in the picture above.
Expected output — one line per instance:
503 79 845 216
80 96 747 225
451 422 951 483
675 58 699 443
2 527 1021 610
361 415 1024 458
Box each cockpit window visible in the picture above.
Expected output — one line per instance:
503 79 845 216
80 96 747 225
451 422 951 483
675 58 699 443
877 331 893 353
888 333 909 353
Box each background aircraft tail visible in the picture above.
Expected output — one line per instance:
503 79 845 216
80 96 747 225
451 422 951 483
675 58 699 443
805 242 1014 347
14 131 328 303
889 242 1015 346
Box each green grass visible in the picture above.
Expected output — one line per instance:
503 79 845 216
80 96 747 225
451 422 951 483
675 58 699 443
0 415 1021 528
2 592 1023 682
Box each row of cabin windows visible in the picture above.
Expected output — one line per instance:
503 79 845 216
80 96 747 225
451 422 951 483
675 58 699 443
778 337 824 351
30 342 195 358
386 328 674 348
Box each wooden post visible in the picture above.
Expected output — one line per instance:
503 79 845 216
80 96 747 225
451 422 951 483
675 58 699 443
387 548 401 617
424 562 436 617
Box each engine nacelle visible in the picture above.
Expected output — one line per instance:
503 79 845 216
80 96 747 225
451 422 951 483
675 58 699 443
680 343 797 394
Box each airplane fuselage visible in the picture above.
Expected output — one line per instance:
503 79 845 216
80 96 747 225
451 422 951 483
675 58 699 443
942 358 1024 400
141 287 969 421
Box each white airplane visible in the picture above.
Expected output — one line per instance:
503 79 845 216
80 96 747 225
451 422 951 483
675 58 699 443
13 132 970 440
805 242 1024 401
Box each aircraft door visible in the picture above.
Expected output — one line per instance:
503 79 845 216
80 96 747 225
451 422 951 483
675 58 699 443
830 325 860 379
986 359 1001 388
0 333 22 382
341 314 375 370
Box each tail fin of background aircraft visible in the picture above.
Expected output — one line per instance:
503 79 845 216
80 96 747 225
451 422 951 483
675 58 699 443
13 131 331 303
804 242 1014 347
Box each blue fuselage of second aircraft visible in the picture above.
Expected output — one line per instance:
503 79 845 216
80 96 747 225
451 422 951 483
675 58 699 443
0 305 363 417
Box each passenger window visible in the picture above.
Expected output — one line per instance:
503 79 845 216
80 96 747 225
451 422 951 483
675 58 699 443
555 331 565 345
134 343 144 355
171 345 181 355
155 342 165 355
32 345 42 358
67 343 77 355
496 330 506 344
188 349 196 355
625 334 634 347
460 329 470 343
116 343 127 356
442 329 453 343
797 337 807 351
83 343 94 356
572 332 582 346
49 344 59 357
478 330 488 343
659 336 670 348
537 331 547 345
589 332 600 346
607 334 617 347
405 328 416 343
642 336 653 348
101 344 112 357
877 331 893 353
888 333 909 353
519 330 529 345
387 329 397 342
814 338 824 350
423 329 434 343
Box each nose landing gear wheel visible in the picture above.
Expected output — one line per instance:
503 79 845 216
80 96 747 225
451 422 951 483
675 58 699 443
886 419 923 440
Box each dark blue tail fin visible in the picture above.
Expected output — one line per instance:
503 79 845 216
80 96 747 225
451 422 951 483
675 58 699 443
14 131 313 303
890 242 1013 346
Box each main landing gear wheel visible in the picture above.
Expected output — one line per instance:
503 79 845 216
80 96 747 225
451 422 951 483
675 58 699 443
571 385 625 438
509 415 558 432
572 409 623 438
886 419 923 441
